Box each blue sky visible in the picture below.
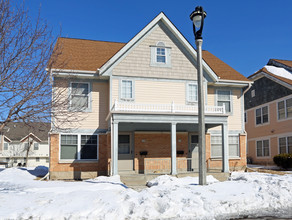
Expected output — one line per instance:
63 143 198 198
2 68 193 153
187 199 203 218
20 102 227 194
20 0 292 77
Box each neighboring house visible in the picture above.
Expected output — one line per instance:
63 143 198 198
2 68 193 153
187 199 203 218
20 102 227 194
49 12 251 180
0 122 50 167
245 59 292 165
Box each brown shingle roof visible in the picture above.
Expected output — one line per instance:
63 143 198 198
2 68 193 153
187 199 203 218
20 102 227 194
270 59 292 68
3 122 50 142
249 67 292 86
51 37 249 82
51 37 126 71
202 51 249 81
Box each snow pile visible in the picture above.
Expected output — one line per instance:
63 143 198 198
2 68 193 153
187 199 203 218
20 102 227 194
0 168 292 219
146 174 219 187
265 65 292 80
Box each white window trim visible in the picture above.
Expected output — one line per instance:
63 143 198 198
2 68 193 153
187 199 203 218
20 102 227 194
186 82 198 104
215 89 233 115
3 142 9 150
119 79 135 101
150 42 171 68
277 97 292 121
255 105 269 126
278 135 292 154
59 133 99 162
210 134 240 159
69 82 92 112
255 139 270 158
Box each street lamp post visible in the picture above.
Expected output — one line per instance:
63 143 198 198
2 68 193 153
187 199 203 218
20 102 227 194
190 6 207 185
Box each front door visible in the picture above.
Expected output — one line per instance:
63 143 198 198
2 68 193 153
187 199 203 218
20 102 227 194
188 134 199 172
118 134 134 171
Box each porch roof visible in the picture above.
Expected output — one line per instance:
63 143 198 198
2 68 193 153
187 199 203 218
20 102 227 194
111 112 228 129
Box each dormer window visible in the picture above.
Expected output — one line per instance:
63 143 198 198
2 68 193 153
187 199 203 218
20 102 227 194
150 41 171 67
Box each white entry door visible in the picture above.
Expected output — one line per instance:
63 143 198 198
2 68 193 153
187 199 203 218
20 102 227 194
118 134 134 171
188 134 199 172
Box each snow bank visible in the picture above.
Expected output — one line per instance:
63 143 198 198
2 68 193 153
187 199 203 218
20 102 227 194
0 168 292 219
265 65 292 80
146 174 219 187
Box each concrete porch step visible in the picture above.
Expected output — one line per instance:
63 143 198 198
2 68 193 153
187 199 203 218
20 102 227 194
120 172 230 187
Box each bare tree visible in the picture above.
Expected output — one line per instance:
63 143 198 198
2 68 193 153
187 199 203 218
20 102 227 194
0 0 60 131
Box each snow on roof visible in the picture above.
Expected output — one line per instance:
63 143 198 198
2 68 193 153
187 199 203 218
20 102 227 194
265 65 292 81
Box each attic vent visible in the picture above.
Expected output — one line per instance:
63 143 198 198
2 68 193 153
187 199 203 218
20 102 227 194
156 41 165 47
251 89 255 97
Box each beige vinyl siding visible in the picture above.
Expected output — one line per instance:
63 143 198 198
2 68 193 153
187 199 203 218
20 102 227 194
228 88 242 130
135 80 185 104
112 78 186 105
208 87 243 131
112 78 119 103
207 87 215 106
112 23 198 80
53 78 109 130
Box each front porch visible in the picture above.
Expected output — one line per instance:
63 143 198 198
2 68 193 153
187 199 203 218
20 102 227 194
110 112 230 176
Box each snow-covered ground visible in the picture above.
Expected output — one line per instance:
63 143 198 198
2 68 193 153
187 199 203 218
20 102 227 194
0 168 292 219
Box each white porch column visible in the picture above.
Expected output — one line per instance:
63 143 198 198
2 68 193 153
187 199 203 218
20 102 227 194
112 121 119 175
171 122 177 175
222 123 229 172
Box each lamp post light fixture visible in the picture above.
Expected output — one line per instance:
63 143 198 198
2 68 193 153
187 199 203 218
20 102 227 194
190 6 207 185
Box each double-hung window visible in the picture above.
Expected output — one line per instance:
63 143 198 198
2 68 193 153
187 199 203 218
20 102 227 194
4 142 8 150
60 134 98 160
81 135 98 159
256 139 270 157
278 98 292 120
60 135 78 159
211 134 240 158
187 83 198 103
150 42 171 67
34 143 39 150
70 82 90 110
217 90 231 113
121 80 133 100
256 106 269 125
279 136 292 154
156 47 166 63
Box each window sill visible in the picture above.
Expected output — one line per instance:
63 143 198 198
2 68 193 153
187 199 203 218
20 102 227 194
150 63 171 68
68 108 92 113
120 98 134 102
210 157 241 161
59 160 99 164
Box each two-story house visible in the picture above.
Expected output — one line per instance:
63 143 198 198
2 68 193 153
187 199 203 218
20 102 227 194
245 59 292 165
0 122 50 167
49 13 250 180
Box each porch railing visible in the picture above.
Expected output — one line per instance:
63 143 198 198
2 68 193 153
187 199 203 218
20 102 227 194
144 158 199 174
112 100 225 114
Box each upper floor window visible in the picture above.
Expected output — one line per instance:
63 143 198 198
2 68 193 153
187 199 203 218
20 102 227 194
4 142 8 150
150 42 171 67
256 139 269 157
187 83 198 103
278 98 292 120
279 136 292 154
256 106 268 125
121 80 134 100
70 82 90 111
34 143 39 150
217 90 231 113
